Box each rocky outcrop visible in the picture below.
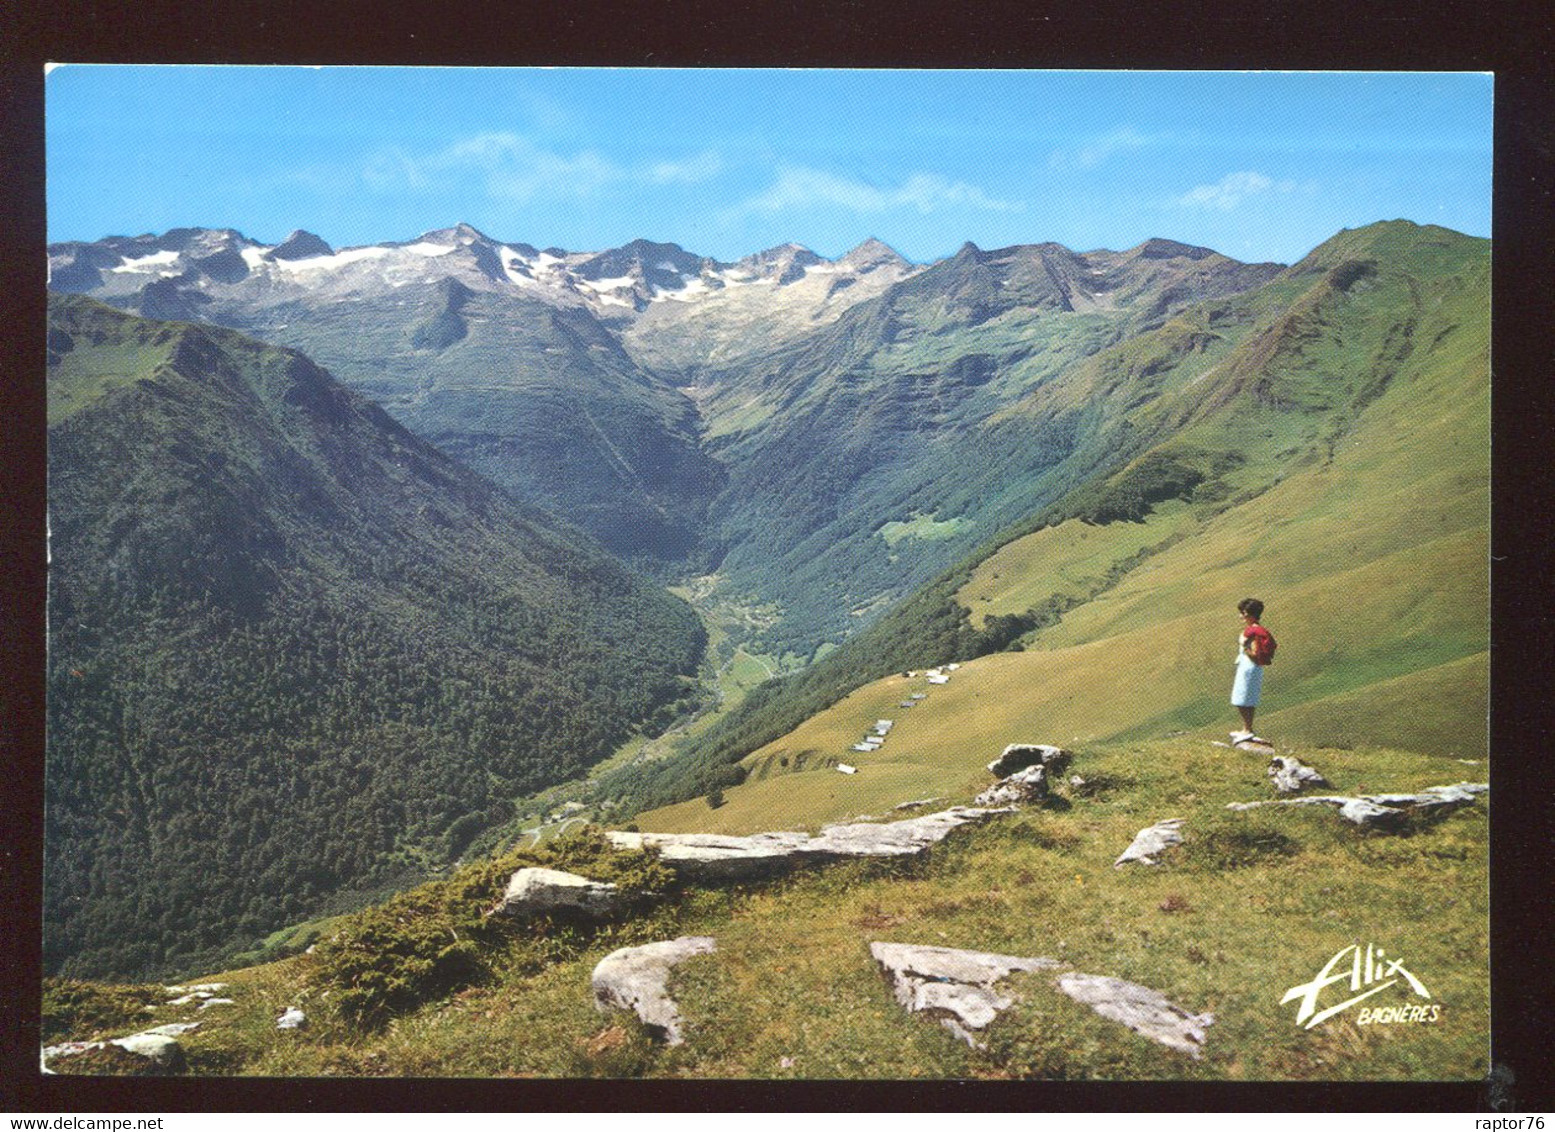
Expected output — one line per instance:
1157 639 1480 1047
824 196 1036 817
1114 818 1185 867
808 807 1015 858
164 983 227 1007
1227 782 1488 829
603 830 813 881
987 743 1072 779
42 1031 187 1075
1268 755 1328 794
490 866 625 919
869 942 1061 1048
1054 973 1214 1059
975 763 1052 807
605 806 1013 882
591 936 717 1045
869 942 1213 1059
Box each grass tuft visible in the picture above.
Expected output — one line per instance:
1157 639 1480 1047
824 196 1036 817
1188 819 1303 871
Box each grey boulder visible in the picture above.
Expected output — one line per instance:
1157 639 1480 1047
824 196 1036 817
491 866 625 919
592 936 717 1045
42 1032 187 1075
975 763 1051 807
987 744 1072 779
870 942 1062 1048
1114 819 1185 867
1054 972 1214 1059
1268 755 1329 794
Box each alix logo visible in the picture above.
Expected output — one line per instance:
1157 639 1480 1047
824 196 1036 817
1281 943 1435 1029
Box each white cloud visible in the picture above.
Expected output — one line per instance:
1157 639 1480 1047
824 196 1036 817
648 150 724 185
1048 126 1160 172
436 132 619 201
1175 170 1298 211
359 132 724 202
733 166 1023 218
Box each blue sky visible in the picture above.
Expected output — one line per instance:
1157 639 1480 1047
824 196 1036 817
45 67 1492 265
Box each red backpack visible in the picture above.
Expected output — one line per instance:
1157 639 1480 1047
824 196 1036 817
1246 625 1277 666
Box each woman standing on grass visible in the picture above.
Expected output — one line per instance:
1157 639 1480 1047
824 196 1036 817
1231 597 1275 746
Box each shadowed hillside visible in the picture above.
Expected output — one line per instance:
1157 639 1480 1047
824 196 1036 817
46 295 706 980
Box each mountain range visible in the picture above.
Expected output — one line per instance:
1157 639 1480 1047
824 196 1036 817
49 224 1284 652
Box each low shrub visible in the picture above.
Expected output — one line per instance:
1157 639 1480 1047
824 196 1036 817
306 825 675 1028
42 977 163 1042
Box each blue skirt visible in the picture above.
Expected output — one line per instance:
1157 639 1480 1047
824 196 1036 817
1231 654 1264 707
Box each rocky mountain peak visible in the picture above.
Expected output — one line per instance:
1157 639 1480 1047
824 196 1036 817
413 222 495 247
735 243 823 285
265 230 334 261
1133 237 1217 261
575 239 701 283
153 227 254 255
838 237 909 272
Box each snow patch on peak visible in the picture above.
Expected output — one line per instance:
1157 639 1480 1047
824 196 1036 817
580 275 636 293
273 245 391 271
110 250 182 273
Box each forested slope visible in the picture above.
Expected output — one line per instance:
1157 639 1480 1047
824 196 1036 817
45 295 705 979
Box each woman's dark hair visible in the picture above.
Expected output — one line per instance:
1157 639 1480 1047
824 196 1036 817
1238 597 1264 620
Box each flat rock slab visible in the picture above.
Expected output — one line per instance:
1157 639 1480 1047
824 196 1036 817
605 830 814 881
1268 755 1328 794
606 806 1013 882
1114 818 1185 867
987 744 1072 779
492 866 624 919
1228 782 1488 829
1054 973 1214 1059
592 936 716 1045
870 942 1063 1048
808 807 1015 859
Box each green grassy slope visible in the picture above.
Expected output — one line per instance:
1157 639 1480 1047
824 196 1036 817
51 733 1488 1080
